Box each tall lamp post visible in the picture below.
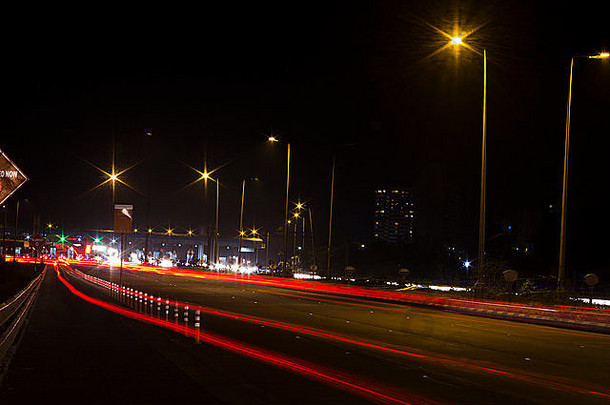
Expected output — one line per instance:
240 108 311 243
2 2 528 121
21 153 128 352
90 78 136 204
237 179 246 268
558 52 609 290
268 136 291 276
327 156 336 279
200 171 220 266
144 129 153 263
214 178 219 265
449 36 488 286
236 177 259 268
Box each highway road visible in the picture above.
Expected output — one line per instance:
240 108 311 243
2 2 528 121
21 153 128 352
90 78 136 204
2 262 610 404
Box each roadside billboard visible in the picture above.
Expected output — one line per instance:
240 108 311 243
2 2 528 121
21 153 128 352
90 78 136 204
0 149 28 205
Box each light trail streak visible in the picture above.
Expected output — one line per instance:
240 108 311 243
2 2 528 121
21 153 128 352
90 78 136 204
254 289 610 341
57 258 610 332
255 289 530 328
55 265 432 405
60 263 610 401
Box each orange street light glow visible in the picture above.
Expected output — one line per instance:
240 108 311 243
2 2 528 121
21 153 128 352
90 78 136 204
451 36 462 45
590 52 610 59
81 158 140 195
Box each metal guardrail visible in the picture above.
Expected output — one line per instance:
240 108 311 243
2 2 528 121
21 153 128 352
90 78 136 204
0 267 46 365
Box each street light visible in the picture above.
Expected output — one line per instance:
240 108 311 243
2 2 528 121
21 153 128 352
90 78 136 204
268 136 291 275
186 164 221 266
325 157 336 278
448 34 488 288
557 51 609 290
200 170 220 266
237 177 260 268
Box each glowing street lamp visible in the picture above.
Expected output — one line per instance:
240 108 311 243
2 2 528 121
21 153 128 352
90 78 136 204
558 51 608 290
445 31 488 287
236 177 259 267
186 163 221 265
269 135 291 275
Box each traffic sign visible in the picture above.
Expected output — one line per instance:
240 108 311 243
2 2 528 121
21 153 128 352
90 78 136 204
0 149 28 205
114 204 133 234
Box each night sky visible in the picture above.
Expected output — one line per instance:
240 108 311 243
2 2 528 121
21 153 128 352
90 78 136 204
1 1 609 276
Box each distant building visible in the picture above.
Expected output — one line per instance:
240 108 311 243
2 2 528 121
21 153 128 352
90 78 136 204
374 189 414 245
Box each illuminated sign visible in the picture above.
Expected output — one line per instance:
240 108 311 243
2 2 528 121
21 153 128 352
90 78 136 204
114 204 133 234
0 149 28 205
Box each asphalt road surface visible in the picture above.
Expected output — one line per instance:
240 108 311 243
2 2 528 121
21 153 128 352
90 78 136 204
1 263 609 404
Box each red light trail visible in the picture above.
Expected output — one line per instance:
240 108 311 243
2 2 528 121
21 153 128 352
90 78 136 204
59 262 610 401
62 259 610 331
49 258 610 328
54 264 433 405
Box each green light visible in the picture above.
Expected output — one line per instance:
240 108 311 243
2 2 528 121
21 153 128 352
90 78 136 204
94 238 101 244
59 236 66 242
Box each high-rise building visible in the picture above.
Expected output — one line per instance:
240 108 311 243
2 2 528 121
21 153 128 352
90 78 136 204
374 189 414 244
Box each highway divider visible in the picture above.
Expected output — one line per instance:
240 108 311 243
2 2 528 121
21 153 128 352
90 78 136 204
0 266 46 377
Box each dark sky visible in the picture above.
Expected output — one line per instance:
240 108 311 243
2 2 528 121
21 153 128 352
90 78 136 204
1 1 609 274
